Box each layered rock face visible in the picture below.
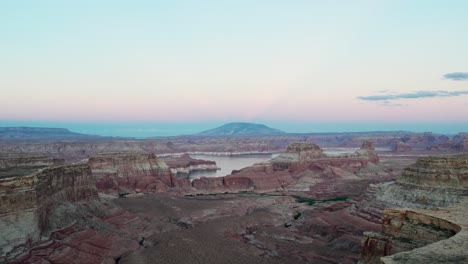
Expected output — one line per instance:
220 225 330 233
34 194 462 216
189 141 387 194
0 131 433 162
360 200 468 264
164 154 218 175
354 153 468 226
88 152 172 193
0 152 63 178
357 153 468 263
0 164 98 260
398 154 468 188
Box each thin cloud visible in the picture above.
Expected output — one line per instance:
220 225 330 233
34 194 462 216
379 100 405 107
357 90 468 101
444 72 468 81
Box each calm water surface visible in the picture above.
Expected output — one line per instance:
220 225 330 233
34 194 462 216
188 154 277 179
188 147 365 180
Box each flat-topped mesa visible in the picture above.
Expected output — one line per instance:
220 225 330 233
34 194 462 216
165 154 218 175
397 153 468 189
88 151 172 193
282 142 326 160
0 152 64 178
273 141 381 175
0 164 98 259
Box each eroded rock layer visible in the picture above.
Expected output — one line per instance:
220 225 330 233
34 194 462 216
398 154 468 188
187 141 389 196
0 164 98 261
88 152 172 193
357 153 468 263
164 154 218 175
0 152 63 178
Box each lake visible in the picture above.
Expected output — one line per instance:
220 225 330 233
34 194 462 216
188 154 277 179
188 147 364 180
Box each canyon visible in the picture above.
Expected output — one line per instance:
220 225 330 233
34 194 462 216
357 153 468 263
1 131 467 162
0 130 467 263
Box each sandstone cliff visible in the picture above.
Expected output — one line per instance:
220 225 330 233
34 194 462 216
360 199 468 264
353 153 468 226
189 141 387 194
0 152 63 178
0 164 98 261
0 131 430 162
88 151 172 193
164 154 218 175
357 153 468 263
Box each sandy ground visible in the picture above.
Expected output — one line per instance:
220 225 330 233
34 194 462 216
116 194 338 264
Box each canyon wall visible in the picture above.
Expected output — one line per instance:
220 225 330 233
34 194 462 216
0 152 63 178
88 151 172 193
357 153 468 263
164 153 218 175
0 164 98 261
189 141 388 194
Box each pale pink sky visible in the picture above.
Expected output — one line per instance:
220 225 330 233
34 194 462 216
1 1 468 124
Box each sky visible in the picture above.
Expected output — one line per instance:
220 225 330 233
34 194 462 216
1 1 468 137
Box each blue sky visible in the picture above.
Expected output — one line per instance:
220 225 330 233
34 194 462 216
1 1 468 136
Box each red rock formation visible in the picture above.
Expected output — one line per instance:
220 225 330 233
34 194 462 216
398 154 468 188
187 141 386 194
358 153 468 263
0 131 434 161
0 164 99 261
165 154 218 175
10 209 143 264
0 152 64 178
192 176 225 191
88 152 172 193
359 208 461 264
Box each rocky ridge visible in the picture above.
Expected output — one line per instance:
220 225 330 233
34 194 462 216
87 152 172 193
357 153 468 263
187 141 388 195
0 152 63 178
0 164 99 261
164 153 218 175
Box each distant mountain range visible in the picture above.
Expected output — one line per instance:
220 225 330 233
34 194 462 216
198 122 285 136
0 127 101 140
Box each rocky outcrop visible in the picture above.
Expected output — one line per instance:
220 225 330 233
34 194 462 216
188 141 387 194
165 154 218 175
357 153 468 263
0 152 63 178
88 151 172 193
353 153 468 225
398 154 468 188
359 199 468 264
273 141 379 173
0 164 99 261
0 131 423 162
